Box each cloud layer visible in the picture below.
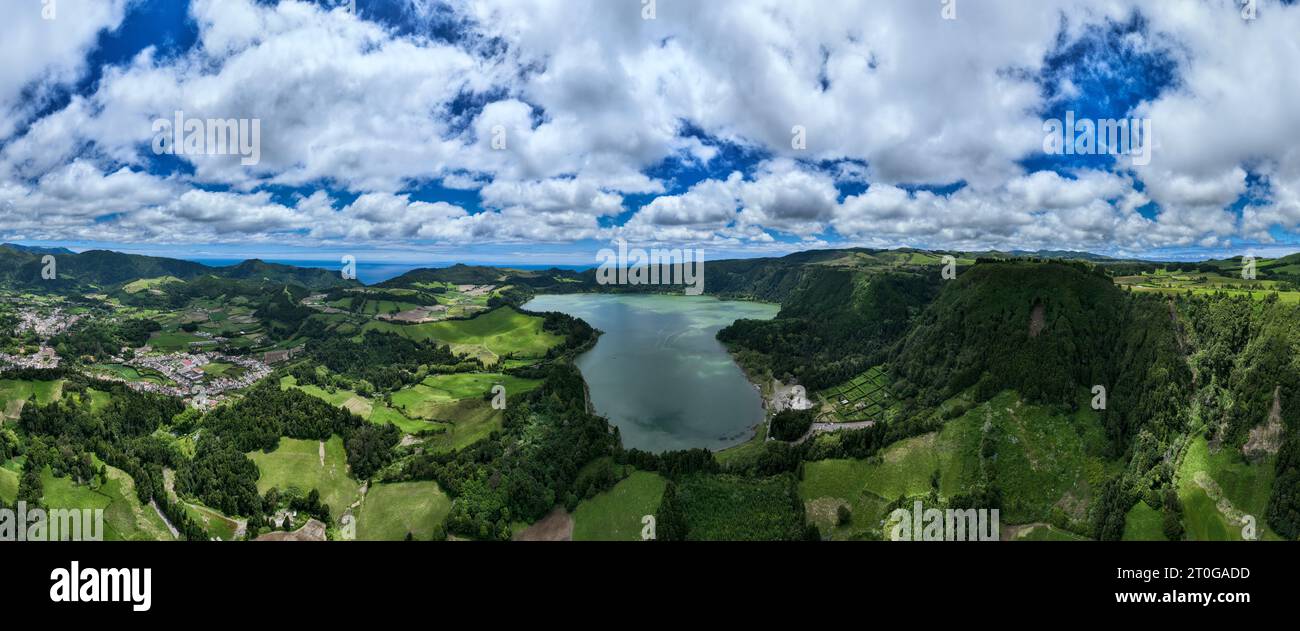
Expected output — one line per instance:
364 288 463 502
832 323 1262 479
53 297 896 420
2 0 1299 259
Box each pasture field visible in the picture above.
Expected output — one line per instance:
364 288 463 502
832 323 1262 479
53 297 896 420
201 361 246 379
800 458 892 539
985 392 1111 524
123 276 182 294
572 471 667 541
0 465 17 503
356 481 452 541
148 330 208 351
85 388 113 412
1113 269 1300 304
391 373 541 419
1122 502 1166 541
186 502 239 541
41 465 176 541
413 399 501 452
90 364 173 386
1175 436 1282 541
328 296 422 316
801 390 1111 537
248 436 360 524
280 376 441 435
362 307 562 366
815 365 896 423
1 379 65 421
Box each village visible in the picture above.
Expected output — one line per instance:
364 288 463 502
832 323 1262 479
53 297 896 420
98 351 273 408
1 305 272 408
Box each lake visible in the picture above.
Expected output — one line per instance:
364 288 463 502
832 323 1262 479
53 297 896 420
523 294 779 453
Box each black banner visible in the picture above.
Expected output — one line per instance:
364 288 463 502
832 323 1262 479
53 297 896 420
3 541 1288 620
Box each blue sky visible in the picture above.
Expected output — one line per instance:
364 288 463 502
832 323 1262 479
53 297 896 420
2 0 1300 264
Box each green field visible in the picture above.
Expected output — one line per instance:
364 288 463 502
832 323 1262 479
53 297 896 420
391 373 540 419
123 276 182 294
280 376 437 435
1122 501 1166 541
356 481 452 541
1114 270 1300 304
200 361 247 380
1174 436 1281 541
801 390 1111 538
0 466 17 503
387 373 542 450
1 379 65 421
573 471 667 541
363 307 563 365
91 364 173 386
148 330 208 351
248 436 361 524
40 466 176 541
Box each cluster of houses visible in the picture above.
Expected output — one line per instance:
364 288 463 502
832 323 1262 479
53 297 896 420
96 352 272 407
1 299 284 409
0 346 60 369
13 308 81 338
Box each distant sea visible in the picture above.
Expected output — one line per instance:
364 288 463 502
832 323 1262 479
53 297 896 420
188 258 591 285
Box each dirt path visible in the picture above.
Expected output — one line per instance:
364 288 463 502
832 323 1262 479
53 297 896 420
319 440 325 467
150 499 180 540
795 420 875 444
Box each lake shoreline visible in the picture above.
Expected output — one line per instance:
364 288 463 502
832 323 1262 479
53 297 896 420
522 293 778 453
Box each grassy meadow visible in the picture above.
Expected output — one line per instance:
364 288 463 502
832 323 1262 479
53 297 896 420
356 481 452 541
572 471 667 541
248 436 360 524
362 307 562 366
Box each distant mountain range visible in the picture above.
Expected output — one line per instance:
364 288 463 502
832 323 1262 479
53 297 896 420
0 245 357 291
1 243 76 255
3 243 1298 293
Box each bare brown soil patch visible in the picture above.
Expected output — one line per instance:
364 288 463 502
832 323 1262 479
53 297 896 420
1243 386 1284 460
255 519 327 541
1028 302 1046 338
513 508 573 541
